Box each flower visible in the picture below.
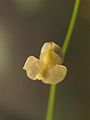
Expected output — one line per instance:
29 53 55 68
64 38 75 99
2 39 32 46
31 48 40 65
23 41 67 85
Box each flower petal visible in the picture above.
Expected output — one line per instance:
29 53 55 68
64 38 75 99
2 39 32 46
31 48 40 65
40 41 64 64
23 56 41 80
42 64 67 84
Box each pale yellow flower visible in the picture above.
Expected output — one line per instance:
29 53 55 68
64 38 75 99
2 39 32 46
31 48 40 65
23 41 67 85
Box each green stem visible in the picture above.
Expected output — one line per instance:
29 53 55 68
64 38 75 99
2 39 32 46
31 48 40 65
46 85 56 120
46 1 80 120
63 0 80 55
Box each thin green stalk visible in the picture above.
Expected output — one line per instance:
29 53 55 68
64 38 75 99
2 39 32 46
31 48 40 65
46 85 56 120
63 0 80 55
46 1 80 120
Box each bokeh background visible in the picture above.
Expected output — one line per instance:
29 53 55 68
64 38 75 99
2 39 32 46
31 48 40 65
0 0 90 120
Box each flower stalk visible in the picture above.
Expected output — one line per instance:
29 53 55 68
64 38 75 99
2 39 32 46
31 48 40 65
46 0 80 120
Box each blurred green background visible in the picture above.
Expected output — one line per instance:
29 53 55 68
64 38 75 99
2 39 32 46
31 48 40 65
0 0 90 120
